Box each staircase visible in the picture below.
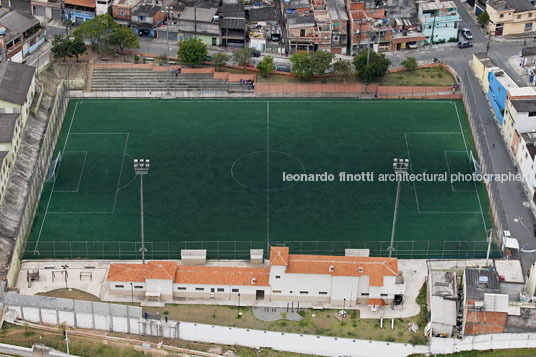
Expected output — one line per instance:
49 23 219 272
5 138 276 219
90 68 249 94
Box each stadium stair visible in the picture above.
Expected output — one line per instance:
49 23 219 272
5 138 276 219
90 68 250 93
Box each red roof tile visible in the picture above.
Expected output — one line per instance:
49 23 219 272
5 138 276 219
106 263 147 282
284 255 398 286
175 266 270 286
145 261 177 280
269 247 289 266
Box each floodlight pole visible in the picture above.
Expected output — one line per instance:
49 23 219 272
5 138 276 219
485 229 493 266
134 159 150 264
388 158 409 258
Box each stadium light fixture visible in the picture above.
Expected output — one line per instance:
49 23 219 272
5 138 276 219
388 158 409 258
134 159 150 264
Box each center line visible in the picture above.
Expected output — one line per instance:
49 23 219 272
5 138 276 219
266 101 270 253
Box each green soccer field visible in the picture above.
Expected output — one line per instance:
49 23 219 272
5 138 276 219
25 99 495 260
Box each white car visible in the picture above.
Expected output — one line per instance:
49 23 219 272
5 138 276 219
462 28 473 40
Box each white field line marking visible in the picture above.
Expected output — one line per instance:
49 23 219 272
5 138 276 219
451 101 488 231
266 101 270 251
52 151 88 193
405 132 481 214
443 151 476 192
34 101 80 253
112 133 130 213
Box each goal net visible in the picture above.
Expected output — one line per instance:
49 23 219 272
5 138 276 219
470 150 482 176
46 151 62 182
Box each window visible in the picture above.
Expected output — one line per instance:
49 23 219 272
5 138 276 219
530 13 533 17
0 108 5 113
427 25 432 29
195 287 204 291
119 10 125 15
273 290 282 294
115 285 124 288
500 14 504 18
518 15 522 19
177 287 186 290
525 22 533 32
13 108 20 113
275 275 281 279
361 293 369 296
232 288 239 292
134 285 143 289
300 29 306 37
381 293 388 297
217 288 224 292
358 267 364 273
300 291 309 294
454 22 458 28
319 291 328 295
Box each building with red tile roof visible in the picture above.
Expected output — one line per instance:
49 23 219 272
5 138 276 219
106 246 404 307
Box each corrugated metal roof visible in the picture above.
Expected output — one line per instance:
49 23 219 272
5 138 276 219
220 18 246 29
0 10 39 34
0 114 19 143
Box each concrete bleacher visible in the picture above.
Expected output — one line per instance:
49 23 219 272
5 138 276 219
90 67 250 93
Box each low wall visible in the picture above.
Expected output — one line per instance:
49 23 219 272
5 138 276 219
431 333 536 354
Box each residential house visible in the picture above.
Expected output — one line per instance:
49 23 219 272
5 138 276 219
173 6 220 45
247 6 283 54
0 10 45 63
472 52 498 91
429 271 458 337
514 131 536 202
390 17 426 51
462 268 509 335
324 0 348 54
96 0 112 16
418 0 460 44
0 61 36 201
521 46 536 67
31 0 62 20
131 4 165 37
488 69 519 125
348 7 392 55
503 99 536 157
287 14 316 53
495 260 525 302
220 0 247 48
106 246 406 308
111 0 142 26
484 0 536 36
64 0 96 24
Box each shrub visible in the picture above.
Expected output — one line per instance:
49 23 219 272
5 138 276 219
134 55 140 63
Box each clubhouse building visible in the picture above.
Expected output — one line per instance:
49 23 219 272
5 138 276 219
105 247 406 308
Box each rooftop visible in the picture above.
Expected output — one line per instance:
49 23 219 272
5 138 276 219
0 10 39 34
521 131 536 160
522 47 536 57
420 0 457 11
175 265 271 286
180 7 218 22
222 2 245 18
132 4 162 17
495 260 524 284
431 295 457 326
488 0 534 13
0 61 35 106
492 69 519 90
0 114 19 143
473 52 498 68
112 0 141 8
220 18 246 29
465 268 501 302
431 271 457 298
325 0 348 21
288 0 311 9
510 99 536 113
248 6 280 22
287 14 316 26
64 0 96 7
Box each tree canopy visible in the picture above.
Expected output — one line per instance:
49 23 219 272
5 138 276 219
51 35 87 61
290 52 313 78
109 26 140 51
177 38 208 66
332 60 353 79
73 14 118 49
352 50 391 82
310 50 334 75
401 56 418 71
478 11 490 26
256 56 274 77
212 53 229 70
233 48 254 73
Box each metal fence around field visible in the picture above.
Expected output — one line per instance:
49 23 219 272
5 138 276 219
25 240 500 260
461 68 508 251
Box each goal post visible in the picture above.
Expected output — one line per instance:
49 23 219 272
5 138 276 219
46 151 62 182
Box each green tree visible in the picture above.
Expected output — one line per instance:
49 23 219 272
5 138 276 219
352 50 391 82
51 35 70 61
177 38 208 66
233 48 254 73
478 11 490 26
68 36 87 61
290 52 312 78
332 60 353 80
109 26 140 51
310 50 334 75
73 14 118 49
401 56 418 71
256 56 274 77
212 53 229 71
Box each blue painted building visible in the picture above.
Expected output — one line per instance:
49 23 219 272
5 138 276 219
418 0 460 44
64 0 96 25
488 70 519 125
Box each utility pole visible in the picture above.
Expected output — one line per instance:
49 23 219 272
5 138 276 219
194 0 197 38
485 229 493 266
64 329 70 356
388 158 409 258
134 159 150 264
485 31 492 56
165 7 171 94
429 10 437 46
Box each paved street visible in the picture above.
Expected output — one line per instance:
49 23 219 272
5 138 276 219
42 1 536 270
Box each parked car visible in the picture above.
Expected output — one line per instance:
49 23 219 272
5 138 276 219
462 28 473 40
457 41 473 49
275 65 290 72
252 50 261 57
205 55 212 62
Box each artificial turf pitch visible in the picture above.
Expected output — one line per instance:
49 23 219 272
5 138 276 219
25 99 494 260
